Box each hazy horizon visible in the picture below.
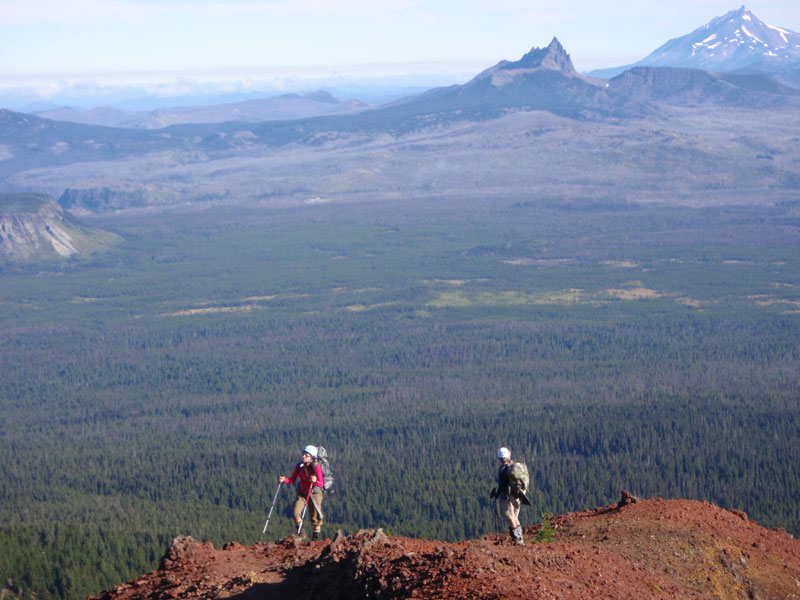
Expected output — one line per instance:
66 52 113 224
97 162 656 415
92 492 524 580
2 1 798 111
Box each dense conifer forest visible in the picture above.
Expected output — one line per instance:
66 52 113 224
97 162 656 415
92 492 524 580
1 195 799 599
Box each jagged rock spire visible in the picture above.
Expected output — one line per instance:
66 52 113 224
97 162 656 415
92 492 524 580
506 37 577 76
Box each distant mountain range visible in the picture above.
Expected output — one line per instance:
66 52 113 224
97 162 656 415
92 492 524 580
2 15 800 218
32 91 367 129
590 5 800 83
372 36 799 124
13 5 798 135
1 34 797 185
3 36 796 173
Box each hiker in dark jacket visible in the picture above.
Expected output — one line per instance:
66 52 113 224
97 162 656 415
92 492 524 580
491 447 524 544
280 445 325 540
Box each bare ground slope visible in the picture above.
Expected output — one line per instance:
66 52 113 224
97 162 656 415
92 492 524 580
93 496 800 600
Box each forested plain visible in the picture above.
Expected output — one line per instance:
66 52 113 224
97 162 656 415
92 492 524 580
1 193 799 600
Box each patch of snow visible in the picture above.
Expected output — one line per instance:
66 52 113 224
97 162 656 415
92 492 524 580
694 38 723 53
702 34 718 43
741 25 762 42
765 51 778 56
49 141 69 154
766 24 789 44
742 12 751 21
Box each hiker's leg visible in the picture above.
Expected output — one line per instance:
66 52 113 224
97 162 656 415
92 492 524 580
499 497 516 540
292 496 306 528
507 497 523 543
509 496 521 529
500 496 521 529
310 492 324 534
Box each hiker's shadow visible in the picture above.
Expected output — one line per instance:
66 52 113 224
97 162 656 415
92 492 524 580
225 555 356 600
225 566 311 600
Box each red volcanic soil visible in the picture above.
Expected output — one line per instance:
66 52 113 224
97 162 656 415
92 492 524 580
93 494 800 600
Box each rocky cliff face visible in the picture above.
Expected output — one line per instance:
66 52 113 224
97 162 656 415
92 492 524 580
0 196 79 259
473 37 597 87
91 495 800 600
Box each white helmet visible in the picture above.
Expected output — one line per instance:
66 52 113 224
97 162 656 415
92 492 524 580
497 447 511 460
303 445 318 458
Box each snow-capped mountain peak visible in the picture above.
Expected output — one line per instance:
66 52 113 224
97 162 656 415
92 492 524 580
641 6 800 71
590 6 800 78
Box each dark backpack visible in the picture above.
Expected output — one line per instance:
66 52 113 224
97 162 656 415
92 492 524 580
508 461 529 496
316 446 334 492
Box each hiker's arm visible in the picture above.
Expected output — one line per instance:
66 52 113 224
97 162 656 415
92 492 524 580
312 463 324 488
497 466 509 497
281 464 300 484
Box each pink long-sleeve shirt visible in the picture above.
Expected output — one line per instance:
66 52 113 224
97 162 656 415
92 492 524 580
285 461 324 496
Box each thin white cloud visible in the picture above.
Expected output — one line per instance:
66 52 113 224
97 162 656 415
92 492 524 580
0 0 149 25
0 0 424 26
468 0 573 24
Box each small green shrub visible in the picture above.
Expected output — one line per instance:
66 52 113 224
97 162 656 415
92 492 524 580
533 513 555 543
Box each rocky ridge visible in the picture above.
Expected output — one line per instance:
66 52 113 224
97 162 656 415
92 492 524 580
0 193 120 260
472 37 598 86
0 195 79 259
92 495 800 600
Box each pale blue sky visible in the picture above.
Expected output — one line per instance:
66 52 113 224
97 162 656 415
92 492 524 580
1 1 798 94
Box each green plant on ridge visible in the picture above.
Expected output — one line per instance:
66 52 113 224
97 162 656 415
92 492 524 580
533 513 555 543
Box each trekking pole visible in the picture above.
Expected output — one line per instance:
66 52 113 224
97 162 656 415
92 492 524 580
260 482 283 541
297 485 313 535
309 491 324 519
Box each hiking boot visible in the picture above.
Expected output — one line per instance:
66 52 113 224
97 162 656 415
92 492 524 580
512 526 524 545
312 530 321 541
292 527 307 540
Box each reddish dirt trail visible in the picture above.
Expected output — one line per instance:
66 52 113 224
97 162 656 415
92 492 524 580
94 495 800 600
